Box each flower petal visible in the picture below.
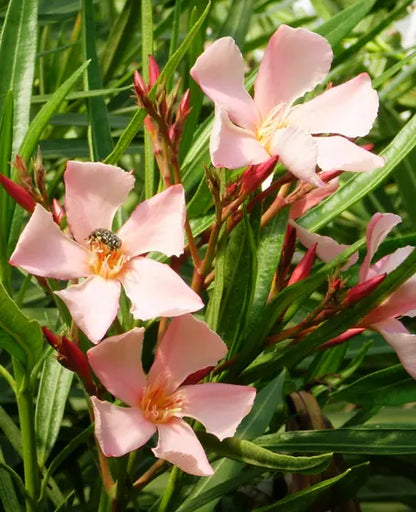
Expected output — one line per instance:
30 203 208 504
87 328 146 406
373 319 416 380
153 418 214 476
64 161 134 245
292 221 358 271
314 136 385 173
179 383 256 441
288 73 379 137
117 185 185 258
254 25 332 119
9 204 90 279
290 178 339 219
91 397 156 457
210 109 269 169
148 314 227 393
359 212 402 282
120 257 203 321
190 37 259 131
55 276 121 343
369 246 413 279
269 127 321 186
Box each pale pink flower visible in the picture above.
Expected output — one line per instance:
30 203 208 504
294 213 416 378
190 24 384 186
10 162 203 343
88 314 256 476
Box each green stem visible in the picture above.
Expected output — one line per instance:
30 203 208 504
158 466 183 512
13 359 40 512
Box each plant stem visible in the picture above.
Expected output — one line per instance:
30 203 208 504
13 360 40 512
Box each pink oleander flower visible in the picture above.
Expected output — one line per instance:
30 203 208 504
88 314 256 476
190 24 384 186
10 162 203 343
294 213 416 378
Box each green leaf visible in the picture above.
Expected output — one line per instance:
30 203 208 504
200 434 332 473
0 445 20 512
19 60 90 163
299 111 416 232
218 0 255 47
0 0 38 152
252 463 369 512
315 0 376 48
205 228 226 330
0 282 43 370
331 364 416 406
35 353 73 467
257 426 416 455
81 0 113 160
104 1 211 165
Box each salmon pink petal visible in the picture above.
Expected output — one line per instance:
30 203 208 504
290 178 339 219
153 418 214 476
288 74 379 137
64 161 134 245
269 127 321 186
120 257 203 322
254 25 332 118
55 276 121 343
87 328 146 406
359 213 402 282
148 315 227 393
91 397 156 457
9 204 90 279
373 319 416 380
190 37 259 131
361 275 416 325
368 246 413 279
179 383 256 441
293 222 358 271
315 136 385 173
117 185 185 258
210 109 269 168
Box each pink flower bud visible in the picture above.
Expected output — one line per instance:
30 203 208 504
288 243 316 285
319 328 366 349
344 273 386 306
52 199 65 225
182 366 215 385
148 55 161 87
241 156 278 194
0 174 35 212
133 70 148 100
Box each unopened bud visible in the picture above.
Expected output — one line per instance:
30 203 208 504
241 156 278 194
148 55 160 87
319 328 366 350
0 174 35 212
288 243 316 285
344 274 386 307
133 70 148 101
182 366 214 385
52 199 65 225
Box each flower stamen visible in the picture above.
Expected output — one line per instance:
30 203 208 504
87 228 128 279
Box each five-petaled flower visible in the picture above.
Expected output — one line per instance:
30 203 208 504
88 314 256 476
294 213 416 379
10 161 203 343
191 24 384 186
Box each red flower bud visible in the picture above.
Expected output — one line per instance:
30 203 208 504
319 328 366 350
0 174 35 212
344 274 386 306
182 366 214 385
148 55 160 87
133 70 148 100
288 243 316 285
52 199 65 225
241 156 278 194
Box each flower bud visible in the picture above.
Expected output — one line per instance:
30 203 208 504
148 55 161 87
52 199 65 226
344 274 386 307
288 243 316 285
0 174 35 212
241 156 278 194
319 328 366 350
133 70 148 101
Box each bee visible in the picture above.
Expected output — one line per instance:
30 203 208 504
88 228 122 251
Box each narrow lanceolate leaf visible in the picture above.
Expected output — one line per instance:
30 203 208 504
218 0 255 47
181 372 287 512
331 365 416 406
200 434 332 474
0 282 43 370
299 111 416 232
0 445 20 512
19 61 90 163
104 1 211 165
257 427 416 455
252 463 370 512
315 0 376 48
0 0 38 152
81 0 113 160
35 354 73 467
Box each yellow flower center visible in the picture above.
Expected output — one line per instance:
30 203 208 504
140 384 184 424
256 103 288 151
87 228 128 279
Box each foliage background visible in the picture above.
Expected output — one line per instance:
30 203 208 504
2 0 416 510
